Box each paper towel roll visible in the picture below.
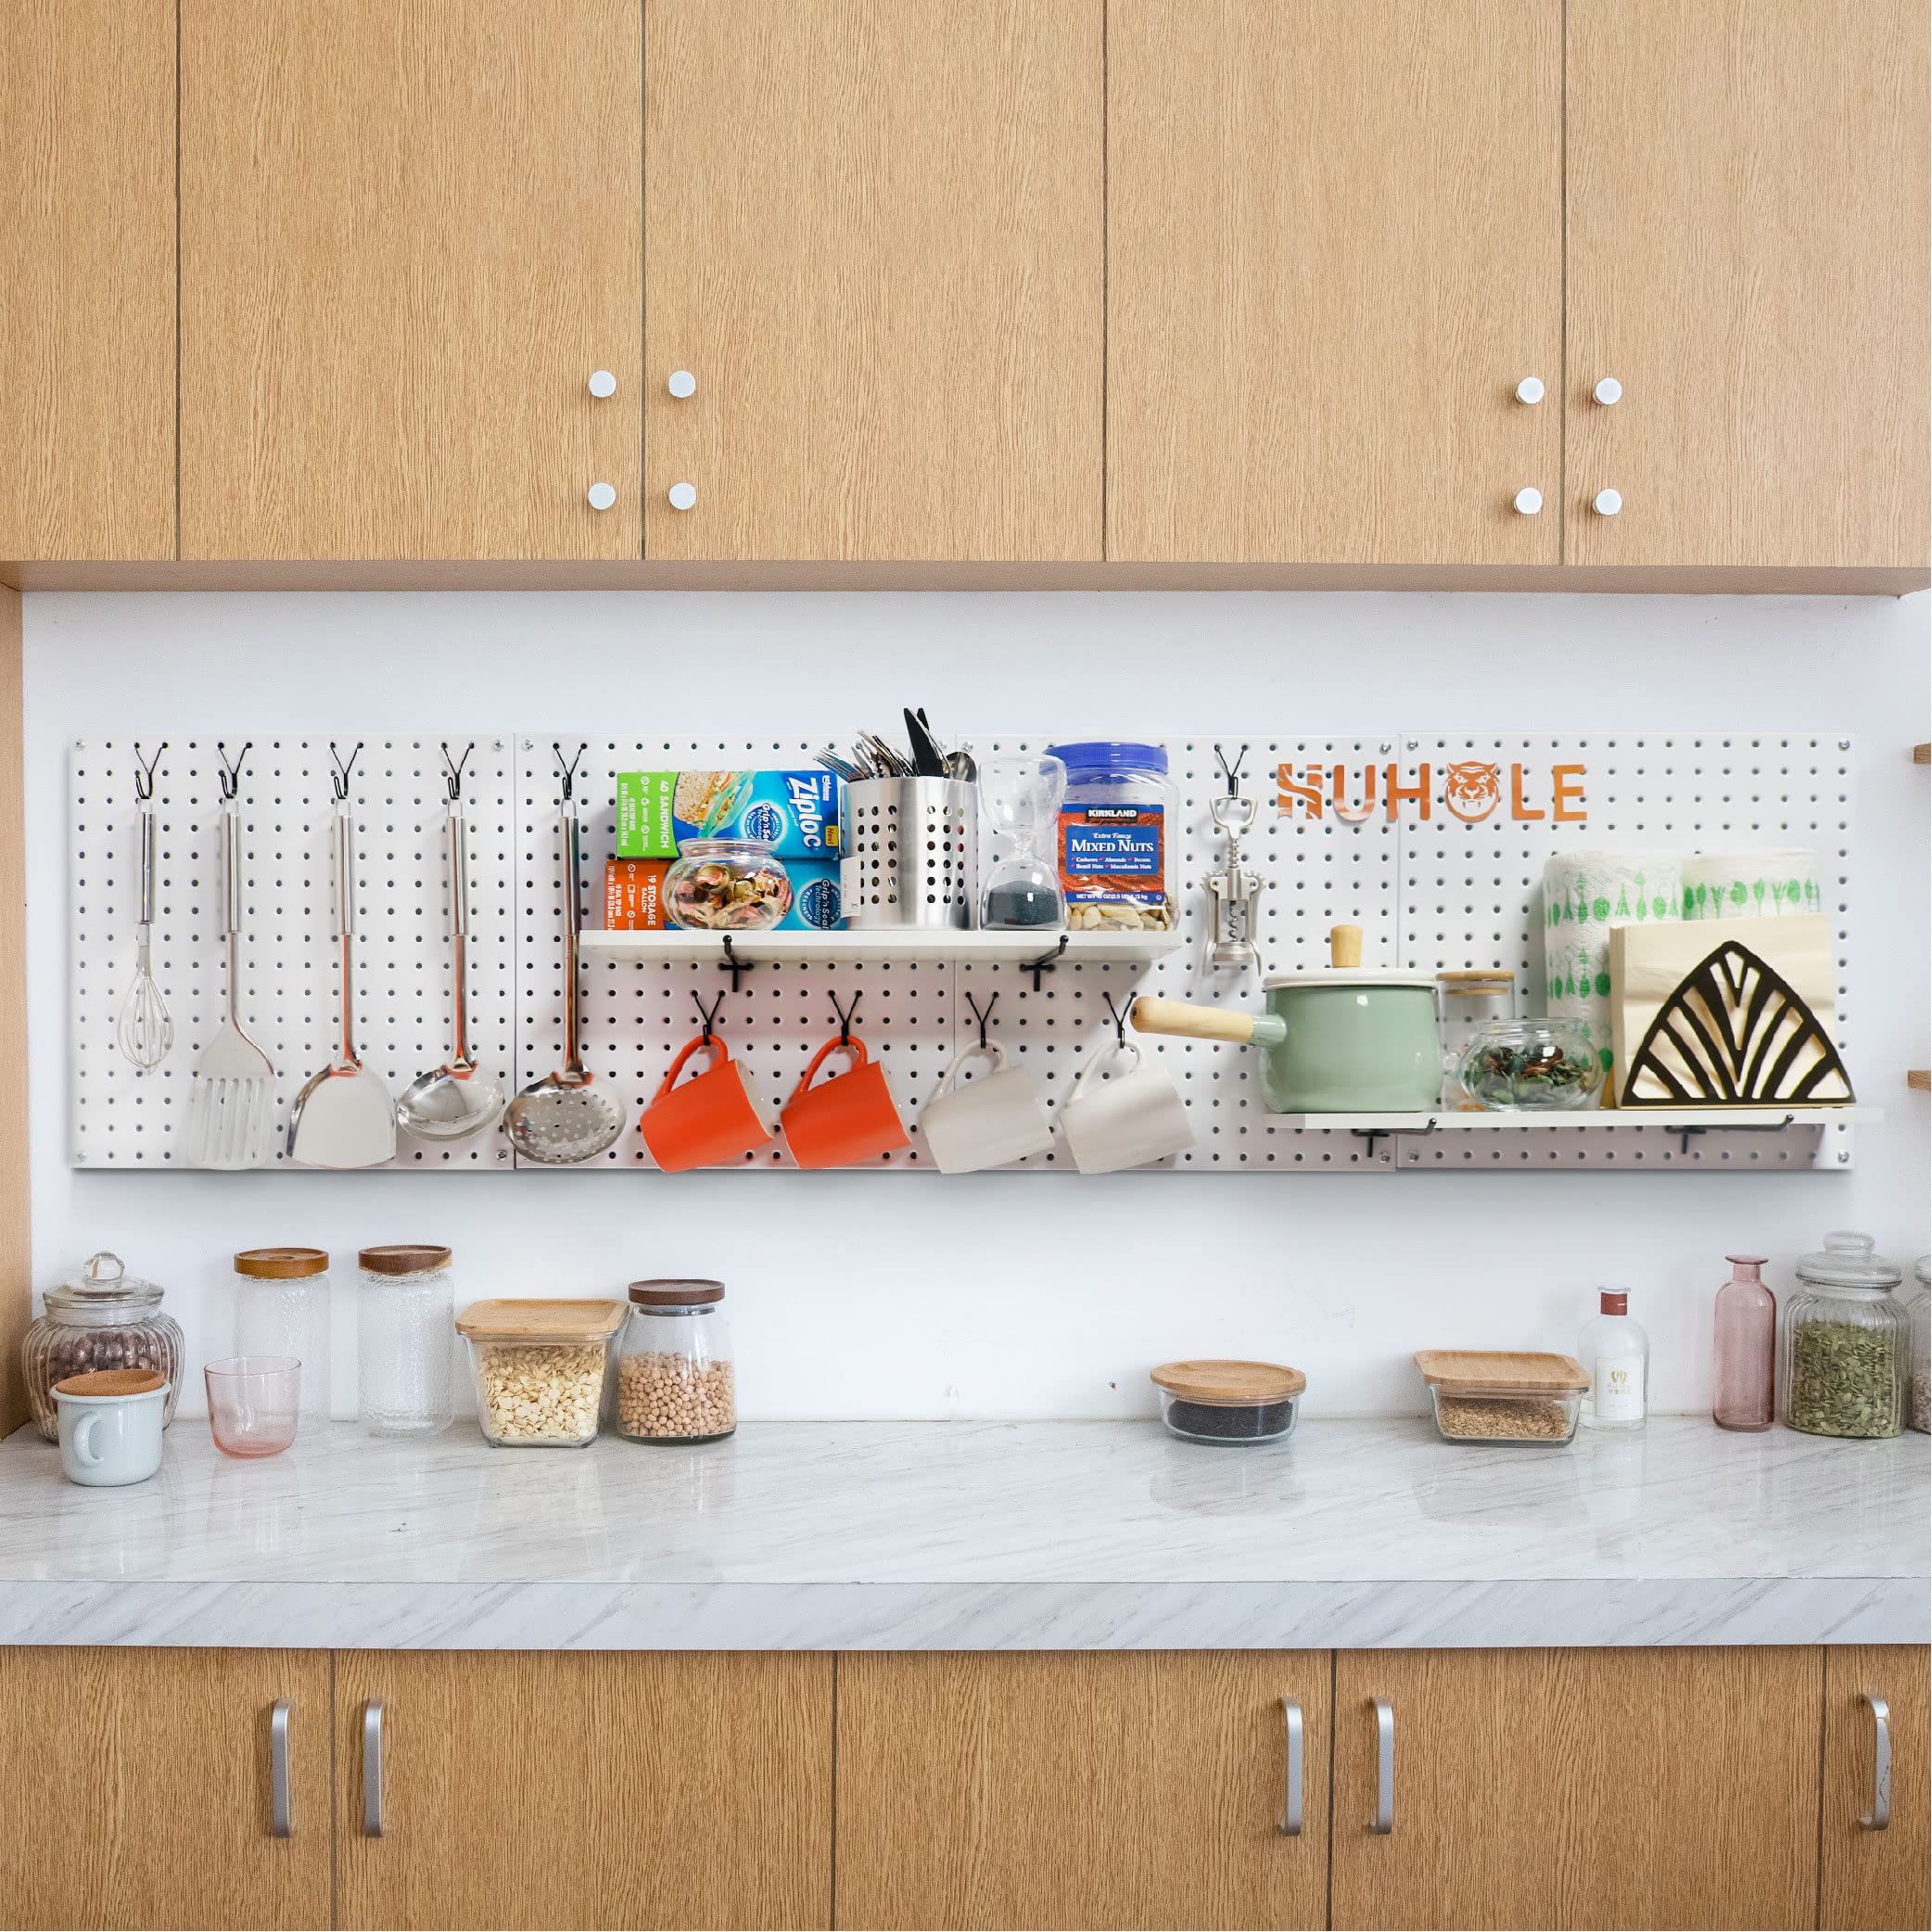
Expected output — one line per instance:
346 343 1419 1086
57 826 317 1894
1541 852 1684 1076
1681 849 1820 921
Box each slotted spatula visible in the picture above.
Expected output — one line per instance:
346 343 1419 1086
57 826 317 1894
287 795 396 1168
185 795 275 1169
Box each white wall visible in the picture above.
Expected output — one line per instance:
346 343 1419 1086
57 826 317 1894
22 590 1931 1419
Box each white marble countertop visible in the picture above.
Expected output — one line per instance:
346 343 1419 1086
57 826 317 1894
1 1417 1924 1650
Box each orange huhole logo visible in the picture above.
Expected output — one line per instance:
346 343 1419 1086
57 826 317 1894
1443 761 1503 822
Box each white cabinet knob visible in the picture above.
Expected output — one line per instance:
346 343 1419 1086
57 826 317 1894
587 370 616 399
667 370 696 400
1513 486 1544 515
1593 376 1623 406
667 482 697 512
1593 488 1622 516
586 482 616 512
1515 376 1544 405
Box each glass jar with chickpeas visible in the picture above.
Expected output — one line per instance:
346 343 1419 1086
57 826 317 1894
615 1281 736 1445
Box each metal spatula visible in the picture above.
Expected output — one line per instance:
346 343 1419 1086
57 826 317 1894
185 794 276 1169
287 794 396 1169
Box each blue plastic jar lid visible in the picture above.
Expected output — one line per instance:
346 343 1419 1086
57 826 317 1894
1045 741 1168 777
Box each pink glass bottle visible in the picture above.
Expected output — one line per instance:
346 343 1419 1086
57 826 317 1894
1712 1254 1776 1431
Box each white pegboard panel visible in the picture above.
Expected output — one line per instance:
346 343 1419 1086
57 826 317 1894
70 737 516 1168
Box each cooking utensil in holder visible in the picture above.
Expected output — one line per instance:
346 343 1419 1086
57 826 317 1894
841 777 978 929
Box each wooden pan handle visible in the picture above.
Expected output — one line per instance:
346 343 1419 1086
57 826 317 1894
1131 997 1257 1045
1329 923 1363 969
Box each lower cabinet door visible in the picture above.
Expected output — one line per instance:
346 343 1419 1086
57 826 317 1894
1820 1645 1931 1930
0 1646 332 1930
1329 1647 1821 1930
333 1650 833 1929
834 1651 1330 1930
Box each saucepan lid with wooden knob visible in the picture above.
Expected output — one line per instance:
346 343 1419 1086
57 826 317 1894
1262 922 1436 989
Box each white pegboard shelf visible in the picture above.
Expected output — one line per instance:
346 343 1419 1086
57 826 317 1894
578 928 1183 967
1263 1107 1881 1132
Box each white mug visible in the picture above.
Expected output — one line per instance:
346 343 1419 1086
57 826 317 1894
1056 1038 1195 1174
920 1041 1055 1174
55 1376 170 1487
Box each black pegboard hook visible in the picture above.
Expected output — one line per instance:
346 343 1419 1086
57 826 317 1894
440 741 474 803
965 990 998 1048
693 988 727 1045
132 742 167 803
1214 743 1249 795
214 740 251 803
553 742 586 802
718 934 755 991
327 741 362 803
831 989 862 1046
1102 990 1129 1048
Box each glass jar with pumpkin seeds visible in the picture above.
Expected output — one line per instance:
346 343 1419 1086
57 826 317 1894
1783 1232 1908 1440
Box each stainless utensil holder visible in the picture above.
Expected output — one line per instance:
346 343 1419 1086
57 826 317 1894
842 778 978 929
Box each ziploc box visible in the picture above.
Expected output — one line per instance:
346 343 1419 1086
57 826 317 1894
616 771 841 861
776 861 843 932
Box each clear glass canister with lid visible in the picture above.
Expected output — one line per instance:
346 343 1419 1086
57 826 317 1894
357 1245 455 1437
1783 1231 1908 1440
1909 1255 1930 1434
233 1248 332 1429
1045 742 1176 934
22 1252 183 1443
616 1280 736 1443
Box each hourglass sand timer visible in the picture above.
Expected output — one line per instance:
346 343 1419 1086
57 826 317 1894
978 755 1067 930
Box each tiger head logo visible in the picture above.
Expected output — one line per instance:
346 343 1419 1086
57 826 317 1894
1443 761 1502 822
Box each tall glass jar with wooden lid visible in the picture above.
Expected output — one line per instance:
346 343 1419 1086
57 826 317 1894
357 1245 455 1437
232 1248 332 1429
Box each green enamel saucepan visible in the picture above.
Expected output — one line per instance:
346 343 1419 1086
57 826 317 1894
1132 924 1441 1113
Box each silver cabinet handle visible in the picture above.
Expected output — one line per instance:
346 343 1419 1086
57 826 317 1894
362 1699 385 1838
1371 1698 1394 1834
1861 1693 1891 1831
270 1699 292 1838
1279 1699 1303 1836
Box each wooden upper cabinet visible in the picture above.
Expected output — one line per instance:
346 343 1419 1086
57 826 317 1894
1329 1647 1823 1931
1567 0 1930 568
333 1650 832 1930
643 1 1104 562
0 1646 331 1931
0 0 175 562
1107 1 1561 566
180 0 643 561
1820 1645 1931 1930
836 1651 1330 1929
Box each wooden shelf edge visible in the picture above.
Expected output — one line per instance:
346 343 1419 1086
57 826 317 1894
1909 1070 1930 1092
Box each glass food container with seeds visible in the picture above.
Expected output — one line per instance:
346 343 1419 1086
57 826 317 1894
1150 1359 1304 1444
616 1281 737 1443
1413 1350 1589 1445
357 1245 456 1437
1783 1231 1908 1440
22 1252 184 1443
457 1299 624 1447
1911 1256 1930 1435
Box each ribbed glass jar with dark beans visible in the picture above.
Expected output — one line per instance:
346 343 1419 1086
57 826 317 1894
21 1252 183 1442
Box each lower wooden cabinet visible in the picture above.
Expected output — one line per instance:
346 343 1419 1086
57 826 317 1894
0 1646 331 1930
833 1651 1330 1929
1329 1648 1823 1930
332 1650 832 1930
1820 1645 1931 1931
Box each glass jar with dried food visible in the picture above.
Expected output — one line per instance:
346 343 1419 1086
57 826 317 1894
1909 1255 1929 1435
1783 1232 1908 1440
664 839 793 932
616 1281 736 1443
1046 742 1177 933
456 1299 624 1447
21 1252 184 1443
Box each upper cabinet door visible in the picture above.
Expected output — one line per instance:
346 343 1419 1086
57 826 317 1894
181 0 642 561
643 2 1104 562
1567 0 1930 568
1107 1 1561 566
0 0 175 561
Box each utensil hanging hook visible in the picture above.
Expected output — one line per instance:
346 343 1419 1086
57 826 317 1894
965 990 998 1048
440 741 474 803
1103 991 1130 1048
132 742 167 803
215 741 252 803
1214 744 1249 795
327 741 362 803
693 988 726 1045
831 990 862 1045
553 742 586 802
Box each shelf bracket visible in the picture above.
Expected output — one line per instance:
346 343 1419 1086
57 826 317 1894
1671 1112 1797 1156
1350 1116 1438 1159
1022 933 1070 992
718 934 754 992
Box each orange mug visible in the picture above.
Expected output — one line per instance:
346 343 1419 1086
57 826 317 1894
781 1035 909 1170
640 1034 778 1173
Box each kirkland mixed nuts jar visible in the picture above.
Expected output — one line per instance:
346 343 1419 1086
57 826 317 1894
22 1253 184 1443
1783 1232 1908 1440
616 1281 736 1443
1046 742 1176 933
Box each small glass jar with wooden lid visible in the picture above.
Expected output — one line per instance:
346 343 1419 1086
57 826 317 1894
1436 970 1516 1108
455 1300 624 1447
1413 1350 1588 1444
22 1252 184 1443
1150 1359 1304 1444
357 1244 456 1438
232 1248 332 1430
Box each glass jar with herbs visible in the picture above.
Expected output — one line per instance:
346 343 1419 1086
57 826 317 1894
1783 1232 1908 1440
1909 1255 1929 1435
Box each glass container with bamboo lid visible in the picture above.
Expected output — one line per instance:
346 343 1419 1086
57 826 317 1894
232 1248 332 1429
1150 1359 1305 1444
1436 970 1515 1108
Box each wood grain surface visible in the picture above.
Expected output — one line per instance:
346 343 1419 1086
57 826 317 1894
1329 1646 1823 1929
1411 1351 1590 1394
644 1 1103 561
836 1650 1330 1929
1567 0 1930 567
0 592 24 1439
0 1646 331 1929
180 0 643 560
1820 1645 1931 1929
1107 0 1561 565
334 1650 832 1929
0 0 175 560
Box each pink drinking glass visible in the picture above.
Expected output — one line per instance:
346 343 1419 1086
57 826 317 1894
204 1355 301 1458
